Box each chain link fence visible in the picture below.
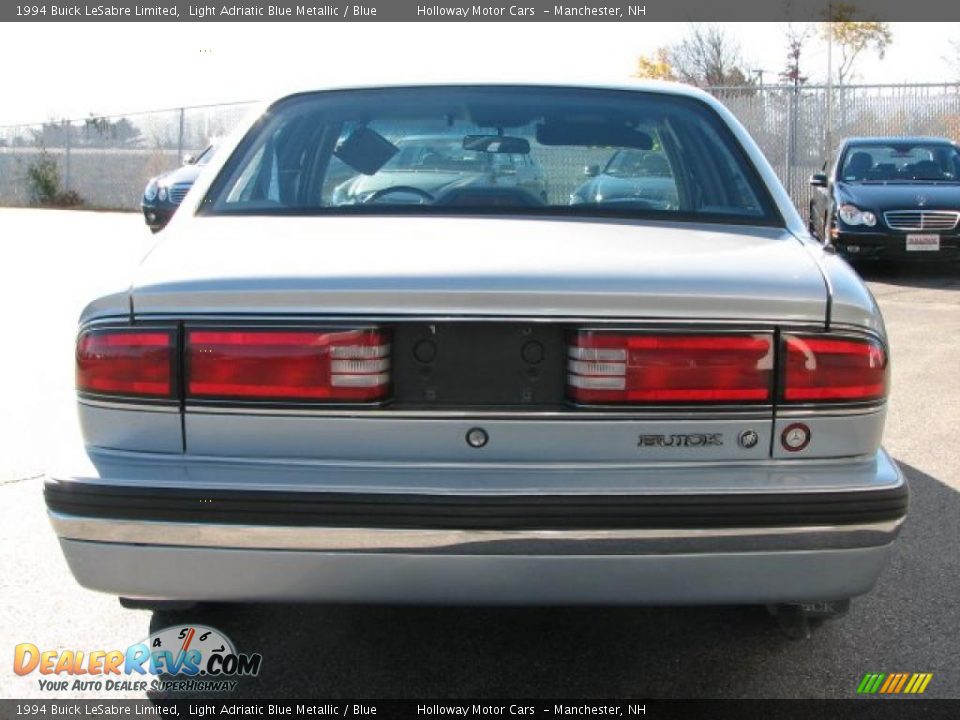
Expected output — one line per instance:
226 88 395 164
714 82 960 221
1 84 958 215
0 101 256 209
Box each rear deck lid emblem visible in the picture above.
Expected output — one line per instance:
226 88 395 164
738 430 760 449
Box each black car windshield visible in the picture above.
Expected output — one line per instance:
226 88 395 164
204 86 778 224
840 142 960 183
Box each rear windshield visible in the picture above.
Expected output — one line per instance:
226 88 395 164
203 86 779 225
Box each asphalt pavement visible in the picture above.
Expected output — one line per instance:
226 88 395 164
0 210 957 700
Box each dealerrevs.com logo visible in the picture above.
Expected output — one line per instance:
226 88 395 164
14 625 262 693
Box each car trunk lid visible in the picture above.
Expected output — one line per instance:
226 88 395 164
131 216 828 322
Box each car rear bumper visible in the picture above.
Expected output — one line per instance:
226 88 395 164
54 538 896 605
46 449 907 604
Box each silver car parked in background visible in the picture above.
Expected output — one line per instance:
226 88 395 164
49 83 905 634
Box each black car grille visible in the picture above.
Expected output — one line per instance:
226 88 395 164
169 183 192 205
883 210 959 231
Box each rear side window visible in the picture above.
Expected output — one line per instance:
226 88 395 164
204 86 780 226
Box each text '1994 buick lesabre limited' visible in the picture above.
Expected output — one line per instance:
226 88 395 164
47 83 906 634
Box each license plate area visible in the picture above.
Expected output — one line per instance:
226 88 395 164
391 323 567 408
906 234 940 251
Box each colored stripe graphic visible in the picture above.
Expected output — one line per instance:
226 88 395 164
857 673 885 694
857 672 932 694
879 673 898 693
905 673 933 694
893 673 909 693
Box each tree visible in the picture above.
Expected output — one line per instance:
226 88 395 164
822 4 893 85
29 120 70 148
780 22 814 88
82 114 143 147
633 48 675 81
634 24 753 88
672 24 753 87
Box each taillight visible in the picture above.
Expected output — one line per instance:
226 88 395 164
76 329 176 399
781 334 887 403
568 332 773 404
186 328 390 402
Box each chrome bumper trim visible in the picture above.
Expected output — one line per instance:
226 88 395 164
49 512 904 555
82 444 890 476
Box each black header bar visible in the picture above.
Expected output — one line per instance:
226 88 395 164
1 700 958 719
4 0 960 22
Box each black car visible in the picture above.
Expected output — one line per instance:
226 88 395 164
810 137 960 262
141 145 216 232
569 149 679 210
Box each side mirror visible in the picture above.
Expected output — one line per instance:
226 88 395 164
584 164 600 178
183 154 197 166
809 173 828 188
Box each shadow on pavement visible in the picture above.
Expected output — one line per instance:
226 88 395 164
145 461 959 699
855 261 960 290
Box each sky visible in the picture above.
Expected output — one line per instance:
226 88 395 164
0 21 957 126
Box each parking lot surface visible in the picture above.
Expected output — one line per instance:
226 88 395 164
0 210 957 699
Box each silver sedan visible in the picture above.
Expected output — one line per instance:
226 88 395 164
48 82 905 635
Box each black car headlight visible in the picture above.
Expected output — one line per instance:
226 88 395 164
144 180 159 202
838 204 877 227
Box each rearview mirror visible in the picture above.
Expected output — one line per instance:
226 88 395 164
463 135 530 154
182 154 197 166
584 164 600 178
809 173 828 188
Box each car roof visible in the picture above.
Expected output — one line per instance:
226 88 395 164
265 80 718 109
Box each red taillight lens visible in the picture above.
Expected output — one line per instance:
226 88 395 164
568 332 773 404
186 328 390 402
782 334 887 402
76 329 175 398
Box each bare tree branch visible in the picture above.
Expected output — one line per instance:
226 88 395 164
665 24 753 87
